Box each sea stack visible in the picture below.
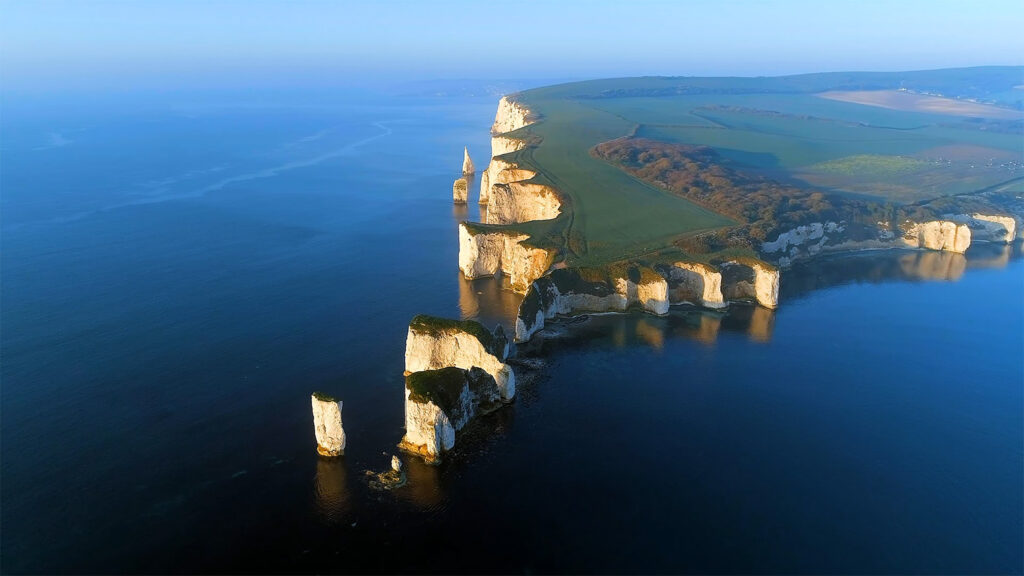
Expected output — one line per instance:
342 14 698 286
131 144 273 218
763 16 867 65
405 314 515 401
311 393 346 457
453 177 468 204
462 147 475 175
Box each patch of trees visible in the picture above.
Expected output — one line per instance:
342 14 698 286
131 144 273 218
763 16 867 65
592 138 915 253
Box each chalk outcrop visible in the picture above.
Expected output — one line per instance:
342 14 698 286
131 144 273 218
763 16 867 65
462 147 475 175
399 366 503 462
657 261 726 309
453 177 468 204
514 258 782 342
486 182 561 225
311 393 346 457
405 315 515 401
902 220 971 253
478 170 490 205
515 265 669 342
760 217 986 268
951 213 1016 244
491 96 532 134
491 135 527 158
458 224 555 292
401 314 516 462
479 97 535 205
721 260 779 309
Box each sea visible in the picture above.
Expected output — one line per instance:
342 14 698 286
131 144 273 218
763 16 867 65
2 84 1021 574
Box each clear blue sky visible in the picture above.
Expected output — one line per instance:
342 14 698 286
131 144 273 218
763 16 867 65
2 0 1022 90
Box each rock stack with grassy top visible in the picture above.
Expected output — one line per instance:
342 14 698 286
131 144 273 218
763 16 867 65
311 392 346 457
400 315 515 462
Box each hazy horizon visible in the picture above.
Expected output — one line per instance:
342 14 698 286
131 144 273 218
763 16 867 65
2 0 1022 93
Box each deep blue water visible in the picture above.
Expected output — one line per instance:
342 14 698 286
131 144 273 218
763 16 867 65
1 88 1022 574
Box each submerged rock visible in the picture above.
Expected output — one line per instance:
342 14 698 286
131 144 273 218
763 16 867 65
311 393 346 457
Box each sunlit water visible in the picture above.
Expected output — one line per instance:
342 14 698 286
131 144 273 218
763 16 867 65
2 89 1021 574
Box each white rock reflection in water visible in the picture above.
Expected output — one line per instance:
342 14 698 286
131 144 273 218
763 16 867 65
900 251 967 281
457 274 524 329
313 458 350 524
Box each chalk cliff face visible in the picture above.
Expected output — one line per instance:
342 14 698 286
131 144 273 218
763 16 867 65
478 170 490 205
485 182 561 224
957 214 1017 244
491 135 526 158
721 260 779 309
311 394 346 457
514 259 781 342
902 220 972 253
761 222 840 256
462 147 475 175
657 262 726 309
399 366 502 461
458 224 555 293
761 217 984 267
514 265 669 342
405 315 515 401
479 97 536 206
453 177 468 204
480 154 538 207
491 96 532 134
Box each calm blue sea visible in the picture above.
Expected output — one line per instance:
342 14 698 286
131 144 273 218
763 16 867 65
1 87 1021 574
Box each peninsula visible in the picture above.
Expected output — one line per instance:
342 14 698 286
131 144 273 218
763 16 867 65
457 67 1022 342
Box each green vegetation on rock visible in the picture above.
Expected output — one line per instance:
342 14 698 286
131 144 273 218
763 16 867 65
409 314 499 355
405 367 468 414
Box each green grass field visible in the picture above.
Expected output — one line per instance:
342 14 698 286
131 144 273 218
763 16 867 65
495 68 1023 266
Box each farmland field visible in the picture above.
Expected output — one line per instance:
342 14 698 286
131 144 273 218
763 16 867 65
500 68 1024 265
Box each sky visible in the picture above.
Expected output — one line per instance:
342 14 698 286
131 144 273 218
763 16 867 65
1 0 1022 91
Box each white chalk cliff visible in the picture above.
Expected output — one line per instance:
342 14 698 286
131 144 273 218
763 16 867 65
462 147 475 175
491 96 531 134
311 394 346 457
514 265 670 342
462 96 563 289
485 182 561 225
405 315 515 401
659 262 726 309
760 217 989 268
399 366 502 462
458 224 555 293
515 259 779 342
902 220 971 254
720 260 779 309
949 213 1016 244
478 96 546 214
